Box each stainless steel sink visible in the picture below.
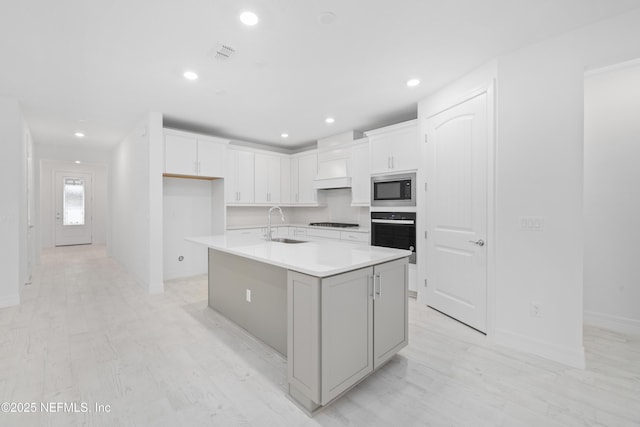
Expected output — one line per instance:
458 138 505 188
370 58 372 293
270 238 307 244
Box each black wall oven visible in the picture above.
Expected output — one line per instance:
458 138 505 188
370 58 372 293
371 211 416 264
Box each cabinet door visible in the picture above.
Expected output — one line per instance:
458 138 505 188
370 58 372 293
227 149 254 203
369 135 393 174
350 142 370 205
267 155 281 203
280 157 291 204
321 267 373 404
290 158 300 203
373 258 408 369
389 125 418 172
236 151 255 203
197 140 226 177
225 150 237 203
254 154 270 203
165 134 197 176
255 154 282 204
297 153 318 204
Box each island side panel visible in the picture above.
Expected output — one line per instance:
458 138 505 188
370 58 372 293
208 248 288 356
287 271 321 409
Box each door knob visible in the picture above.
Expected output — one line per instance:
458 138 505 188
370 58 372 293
469 239 485 247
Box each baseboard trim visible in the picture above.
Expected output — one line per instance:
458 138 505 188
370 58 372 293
584 310 640 336
494 328 585 369
0 294 20 308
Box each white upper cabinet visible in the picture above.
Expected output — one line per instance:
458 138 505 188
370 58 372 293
164 131 228 178
366 120 418 175
165 134 197 176
280 157 291 204
226 148 254 204
197 139 226 177
291 152 318 204
350 140 370 206
254 153 282 204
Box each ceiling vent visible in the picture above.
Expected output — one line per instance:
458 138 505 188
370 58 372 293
212 44 236 61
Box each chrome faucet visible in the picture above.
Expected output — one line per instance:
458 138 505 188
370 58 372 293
267 206 286 241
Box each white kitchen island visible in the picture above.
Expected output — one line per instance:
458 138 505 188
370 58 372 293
187 234 411 415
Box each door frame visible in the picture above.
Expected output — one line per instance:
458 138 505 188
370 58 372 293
417 79 496 337
52 168 94 247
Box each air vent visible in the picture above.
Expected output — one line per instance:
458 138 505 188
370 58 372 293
213 44 236 61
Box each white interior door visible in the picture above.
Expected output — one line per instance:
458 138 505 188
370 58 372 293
424 93 488 332
55 171 93 246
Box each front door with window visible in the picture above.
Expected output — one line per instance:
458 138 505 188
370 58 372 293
55 171 93 246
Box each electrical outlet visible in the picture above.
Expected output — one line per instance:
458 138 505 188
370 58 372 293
246 289 251 303
530 302 542 318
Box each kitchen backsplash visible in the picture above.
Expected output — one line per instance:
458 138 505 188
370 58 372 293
226 189 369 228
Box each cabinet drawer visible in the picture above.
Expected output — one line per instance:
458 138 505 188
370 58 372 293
306 228 341 239
227 228 265 237
292 227 308 237
340 231 369 243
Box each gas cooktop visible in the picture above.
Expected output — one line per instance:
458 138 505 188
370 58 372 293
308 222 359 228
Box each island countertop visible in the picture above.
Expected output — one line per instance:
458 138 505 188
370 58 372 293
186 234 411 278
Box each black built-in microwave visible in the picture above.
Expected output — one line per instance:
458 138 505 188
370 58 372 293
371 173 416 207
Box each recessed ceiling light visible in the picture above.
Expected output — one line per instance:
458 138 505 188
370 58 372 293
183 71 199 80
74 160 81 164
406 78 421 87
74 132 85 138
240 11 259 26
281 133 289 138
325 117 335 124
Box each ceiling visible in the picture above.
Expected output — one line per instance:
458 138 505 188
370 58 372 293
2 0 640 150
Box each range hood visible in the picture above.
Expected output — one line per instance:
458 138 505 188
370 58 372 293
313 130 363 190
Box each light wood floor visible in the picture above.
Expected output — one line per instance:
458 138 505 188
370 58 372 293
1 245 639 426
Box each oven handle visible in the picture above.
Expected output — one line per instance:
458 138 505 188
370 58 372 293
371 219 415 225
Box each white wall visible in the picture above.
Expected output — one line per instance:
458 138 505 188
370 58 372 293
289 189 369 227
584 61 640 335
0 97 28 307
110 113 164 293
419 9 640 368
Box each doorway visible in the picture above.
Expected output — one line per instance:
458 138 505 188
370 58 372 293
54 171 93 246
583 59 640 335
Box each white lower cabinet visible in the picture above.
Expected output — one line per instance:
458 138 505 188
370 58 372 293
226 227 265 237
340 231 369 243
287 258 408 411
306 228 340 240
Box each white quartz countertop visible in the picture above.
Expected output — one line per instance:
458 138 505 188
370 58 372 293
186 234 410 277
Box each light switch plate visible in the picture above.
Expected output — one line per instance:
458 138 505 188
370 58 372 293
520 216 544 231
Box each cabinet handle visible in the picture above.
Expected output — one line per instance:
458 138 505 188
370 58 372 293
198 161 201 174
370 275 376 300
376 274 382 298
391 156 394 169
296 193 299 202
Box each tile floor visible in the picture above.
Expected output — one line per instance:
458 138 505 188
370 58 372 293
0 244 639 426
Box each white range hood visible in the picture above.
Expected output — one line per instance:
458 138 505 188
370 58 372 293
313 130 363 190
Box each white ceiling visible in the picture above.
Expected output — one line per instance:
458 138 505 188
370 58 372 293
2 0 640 150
